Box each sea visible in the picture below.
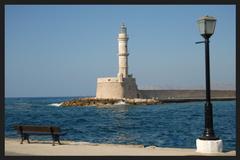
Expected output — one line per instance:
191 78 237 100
5 97 236 151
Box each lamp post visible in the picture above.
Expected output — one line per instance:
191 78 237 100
197 15 218 140
196 16 222 153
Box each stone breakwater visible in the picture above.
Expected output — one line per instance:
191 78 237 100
60 97 235 107
61 97 160 107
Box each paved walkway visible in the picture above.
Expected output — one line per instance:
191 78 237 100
5 139 236 156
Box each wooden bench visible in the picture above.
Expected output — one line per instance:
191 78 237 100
14 125 66 146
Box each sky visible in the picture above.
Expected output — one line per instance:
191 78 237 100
5 5 236 97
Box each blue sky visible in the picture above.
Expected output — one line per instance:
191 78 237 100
5 5 236 97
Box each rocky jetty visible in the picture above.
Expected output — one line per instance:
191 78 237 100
61 97 160 107
60 97 235 107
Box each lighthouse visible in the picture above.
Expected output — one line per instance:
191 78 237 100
118 23 129 78
96 23 139 99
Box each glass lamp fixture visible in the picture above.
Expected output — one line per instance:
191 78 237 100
197 16 216 39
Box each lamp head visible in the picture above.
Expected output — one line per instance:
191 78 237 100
197 16 216 39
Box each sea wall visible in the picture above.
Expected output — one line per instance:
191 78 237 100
138 90 235 99
122 77 139 98
61 97 160 106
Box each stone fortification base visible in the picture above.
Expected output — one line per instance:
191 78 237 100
196 138 223 153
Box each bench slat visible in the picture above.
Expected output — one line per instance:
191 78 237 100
20 132 66 136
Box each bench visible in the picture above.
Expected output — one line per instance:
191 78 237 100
14 125 66 146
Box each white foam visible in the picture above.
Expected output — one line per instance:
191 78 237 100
114 101 127 105
49 102 63 107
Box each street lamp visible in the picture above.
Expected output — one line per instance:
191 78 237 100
196 16 222 153
197 16 218 140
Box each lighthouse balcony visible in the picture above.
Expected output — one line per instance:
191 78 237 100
118 53 129 56
118 34 129 39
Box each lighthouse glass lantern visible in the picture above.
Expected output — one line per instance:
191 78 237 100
120 24 127 33
197 16 216 38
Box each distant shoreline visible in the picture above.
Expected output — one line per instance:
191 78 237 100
5 89 236 99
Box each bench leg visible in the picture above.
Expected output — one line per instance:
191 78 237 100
52 135 61 146
21 134 30 144
27 136 30 144
57 139 62 145
20 136 24 144
52 135 57 146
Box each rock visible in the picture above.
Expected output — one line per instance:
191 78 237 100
60 97 161 107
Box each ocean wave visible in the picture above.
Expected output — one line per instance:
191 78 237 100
48 102 63 107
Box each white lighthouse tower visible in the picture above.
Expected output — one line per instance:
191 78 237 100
117 23 129 78
96 23 139 99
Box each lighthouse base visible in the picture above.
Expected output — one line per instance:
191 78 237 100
96 76 139 99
